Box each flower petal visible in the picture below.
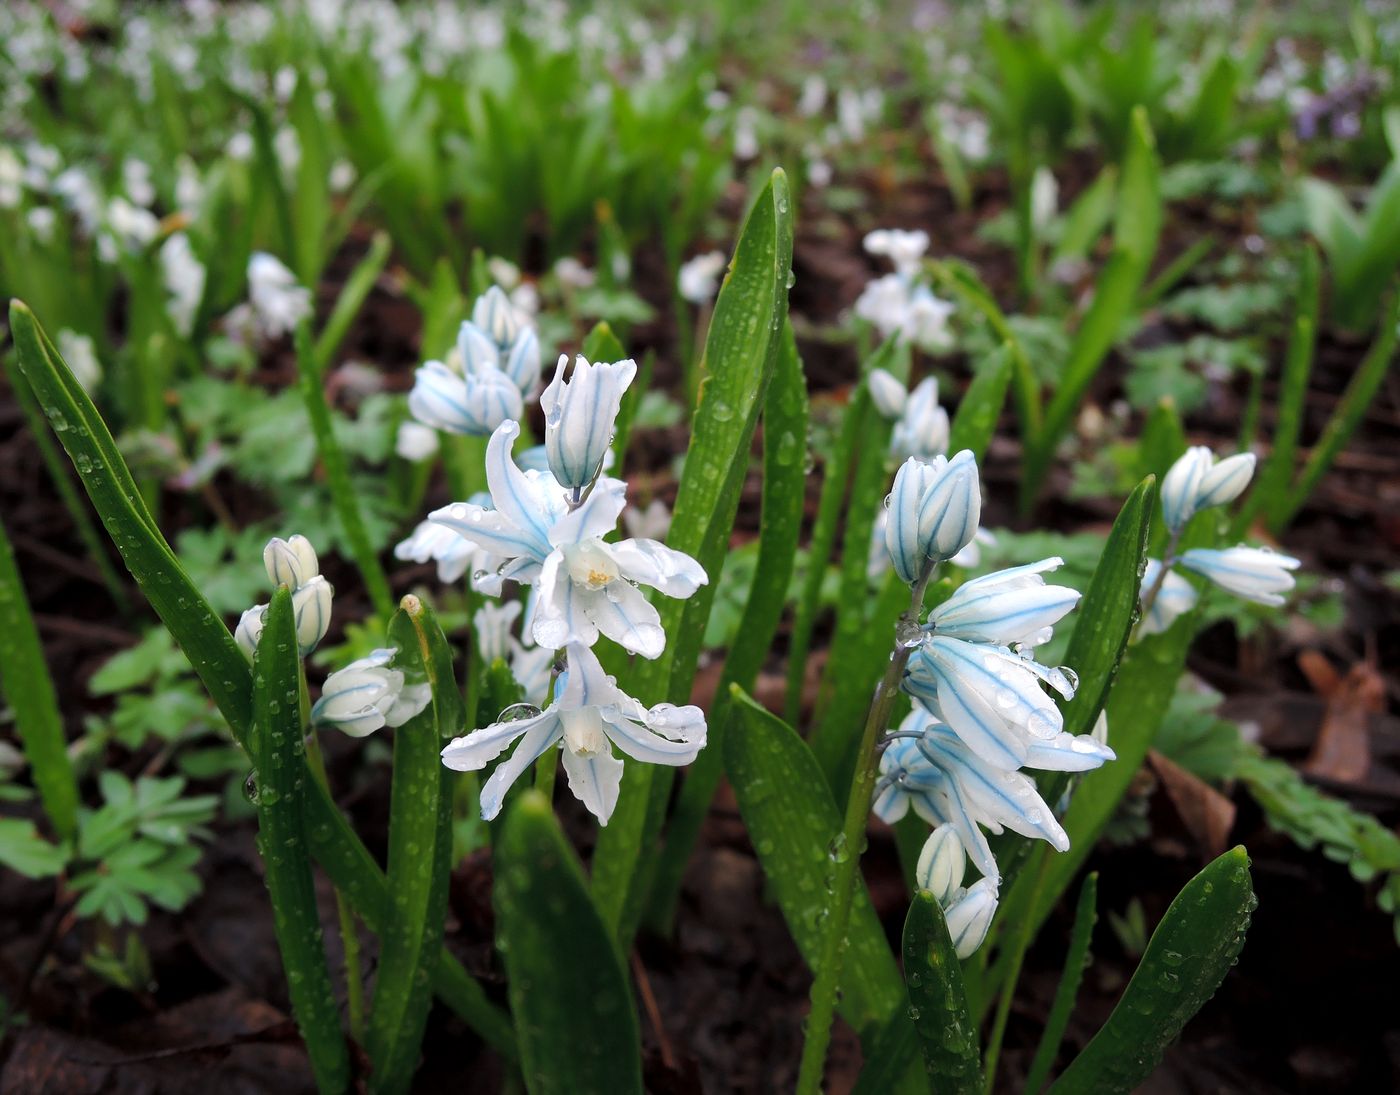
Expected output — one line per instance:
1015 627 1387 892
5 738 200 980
478 719 563 820
582 581 666 658
560 740 625 824
607 538 708 597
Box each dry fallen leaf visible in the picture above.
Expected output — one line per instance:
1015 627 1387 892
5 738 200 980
1149 749 1236 860
1304 660 1385 784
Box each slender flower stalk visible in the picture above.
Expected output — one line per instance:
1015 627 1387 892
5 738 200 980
796 558 940 1095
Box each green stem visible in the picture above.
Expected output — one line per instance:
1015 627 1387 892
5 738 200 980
795 562 937 1095
981 854 1050 1093
534 750 557 801
293 323 395 620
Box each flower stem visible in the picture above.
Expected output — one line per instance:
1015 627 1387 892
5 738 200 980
1133 528 1181 642
795 561 937 1095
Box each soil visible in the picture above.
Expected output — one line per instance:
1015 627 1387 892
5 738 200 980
2 152 1399 1093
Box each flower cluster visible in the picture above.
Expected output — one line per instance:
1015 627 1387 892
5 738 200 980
1139 447 1301 636
413 343 709 824
235 534 333 658
871 454 1113 955
853 229 955 353
407 287 541 436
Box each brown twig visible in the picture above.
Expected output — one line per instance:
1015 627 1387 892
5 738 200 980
630 949 676 1071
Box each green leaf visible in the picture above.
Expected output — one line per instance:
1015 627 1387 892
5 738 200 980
314 232 392 373
0 818 67 878
902 892 982 1093
1247 246 1319 531
1024 873 1098 1093
1050 847 1255 1094
1272 288 1399 531
725 687 905 1034
947 342 1015 462
365 596 461 1095
646 320 809 931
293 323 396 619
0 515 79 841
1025 110 1160 510
9 300 514 1056
592 168 794 944
494 791 642 1095
253 588 351 1095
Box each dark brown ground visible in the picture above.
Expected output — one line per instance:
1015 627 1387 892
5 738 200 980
2 154 1399 1093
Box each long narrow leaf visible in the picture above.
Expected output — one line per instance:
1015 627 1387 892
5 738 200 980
495 791 642 1095
9 300 515 1056
365 597 461 1095
645 320 808 931
591 168 794 944
1024 873 1099 1093
903 892 982 1093
0 515 79 841
1050 848 1254 1094
253 589 350 1094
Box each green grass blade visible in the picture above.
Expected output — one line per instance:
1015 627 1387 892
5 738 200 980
1271 287 1399 532
495 791 643 1095
313 231 392 374
9 300 514 1056
253 588 351 1094
1024 110 1160 510
784 380 863 726
1049 848 1254 1094
1024 873 1098 1093
947 343 1015 461
365 596 462 1095
930 260 1042 440
645 320 809 932
725 687 906 1035
591 168 794 944
293 323 396 619
0 515 79 841
1245 245 1319 532
902 892 983 1094
988 478 1157 940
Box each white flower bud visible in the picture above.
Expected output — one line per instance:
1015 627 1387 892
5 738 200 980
1177 546 1301 607
311 649 430 737
1161 447 1256 532
867 368 907 419
541 353 637 492
471 286 522 348
916 825 966 906
291 576 333 654
263 535 319 590
917 449 981 564
235 604 266 659
944 877 998 959
395 421 440 463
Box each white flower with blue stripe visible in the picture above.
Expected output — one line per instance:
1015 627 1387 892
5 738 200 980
884 450 981 583
541 353 637 495
441 642 706 824
429 420 706 658
1177 546 1301 606
1159 446 1256 533
311 648 431 738
874 712 1111 884
901 556 1082 769
407 288 541 436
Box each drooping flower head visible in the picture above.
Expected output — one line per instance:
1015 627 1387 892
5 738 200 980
311 648 431 738
407 287 541 436
441 643 706 824
540 353 637 494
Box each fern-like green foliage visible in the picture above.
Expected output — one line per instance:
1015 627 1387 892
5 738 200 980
1238 751 1400 945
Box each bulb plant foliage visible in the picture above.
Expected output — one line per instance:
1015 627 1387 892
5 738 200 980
1 1 1392 1091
